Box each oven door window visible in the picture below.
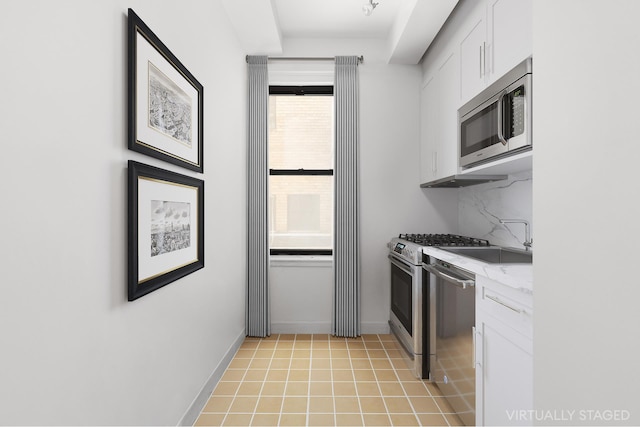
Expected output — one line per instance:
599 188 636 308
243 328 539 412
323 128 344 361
391 262 413 335
460 102 500 157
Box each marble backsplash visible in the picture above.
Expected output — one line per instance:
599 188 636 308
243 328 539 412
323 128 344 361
459 170 532 251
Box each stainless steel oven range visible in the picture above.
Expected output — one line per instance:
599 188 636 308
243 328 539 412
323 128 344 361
387 234 489 380
388 236 424 378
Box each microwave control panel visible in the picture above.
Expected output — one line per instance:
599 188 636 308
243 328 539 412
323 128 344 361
510 85 525 137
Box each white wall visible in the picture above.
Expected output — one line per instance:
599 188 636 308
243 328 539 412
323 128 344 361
269 39 458 334
0 1 247 425
533 1 640 424
271 258 333 333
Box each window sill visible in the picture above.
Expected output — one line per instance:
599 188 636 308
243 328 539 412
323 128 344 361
270 255 333 268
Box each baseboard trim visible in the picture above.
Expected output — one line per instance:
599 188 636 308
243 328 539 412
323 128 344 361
270 321 390 335
271 321 331 334
178 329 246 426
361 321 391 335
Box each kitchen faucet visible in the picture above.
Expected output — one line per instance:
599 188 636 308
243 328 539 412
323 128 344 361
499 219 532 251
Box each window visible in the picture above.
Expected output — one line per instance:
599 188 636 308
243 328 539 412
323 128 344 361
268 86 334 255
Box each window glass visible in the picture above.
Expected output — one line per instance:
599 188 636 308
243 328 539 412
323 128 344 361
269 175 333 251
268 95 333 170
268 87 333 254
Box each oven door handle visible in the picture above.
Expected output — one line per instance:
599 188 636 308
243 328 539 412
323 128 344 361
388 255 414 275
423 263 475 289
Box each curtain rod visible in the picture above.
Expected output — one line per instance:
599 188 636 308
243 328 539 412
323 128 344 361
245 55 364 63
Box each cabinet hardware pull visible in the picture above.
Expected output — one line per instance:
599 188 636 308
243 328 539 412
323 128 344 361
479 45 483 78
488 42 493 74
432 151 438 174
483 42 486 76
472 326 477 368
473 326 482 368
486 293 524 314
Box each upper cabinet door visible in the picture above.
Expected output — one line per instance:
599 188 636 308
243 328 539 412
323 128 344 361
460 15 487 104
420 51 460 185
420 76 438 184
488 0 533 84
459 0 532 104
436 52 460 180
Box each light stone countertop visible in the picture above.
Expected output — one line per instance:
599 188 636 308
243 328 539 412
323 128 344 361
421 246 533 294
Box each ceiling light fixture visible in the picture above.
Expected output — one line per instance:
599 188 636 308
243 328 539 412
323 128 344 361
362 0 379 16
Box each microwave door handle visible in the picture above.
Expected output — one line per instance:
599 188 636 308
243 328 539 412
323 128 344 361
497 89 508 146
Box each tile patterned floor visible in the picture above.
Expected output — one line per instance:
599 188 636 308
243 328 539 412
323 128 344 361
194 334 463 426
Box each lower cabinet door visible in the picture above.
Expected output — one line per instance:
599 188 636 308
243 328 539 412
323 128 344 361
477 311 533 426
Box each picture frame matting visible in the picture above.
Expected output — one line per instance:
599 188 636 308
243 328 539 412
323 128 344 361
127 8 204 172
128 160 204 301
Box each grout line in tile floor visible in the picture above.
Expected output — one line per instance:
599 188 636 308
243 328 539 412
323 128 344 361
346 342 364 427
194 334 463 426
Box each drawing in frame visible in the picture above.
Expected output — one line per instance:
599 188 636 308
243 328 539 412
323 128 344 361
128 160 204 301
128 8 204 173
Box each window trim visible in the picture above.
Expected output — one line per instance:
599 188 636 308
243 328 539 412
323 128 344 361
270 249 332 256
269 169 333 176
269 85 334 256
269 85 333 96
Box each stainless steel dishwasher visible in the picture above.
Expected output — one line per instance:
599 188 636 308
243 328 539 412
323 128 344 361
423 255 476 426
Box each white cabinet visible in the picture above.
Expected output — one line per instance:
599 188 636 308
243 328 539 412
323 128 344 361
420 76 437 184
475 276 533 426
460 10 487 103
488 0 533 82
419 52 459 184
460 0 532 103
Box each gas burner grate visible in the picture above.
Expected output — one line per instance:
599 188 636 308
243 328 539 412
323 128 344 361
397 233 490 247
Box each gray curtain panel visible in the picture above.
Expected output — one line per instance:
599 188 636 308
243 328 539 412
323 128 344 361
246 56 270 338
332 56 361 338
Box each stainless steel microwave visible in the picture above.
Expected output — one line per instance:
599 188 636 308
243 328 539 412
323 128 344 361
459 57 532 168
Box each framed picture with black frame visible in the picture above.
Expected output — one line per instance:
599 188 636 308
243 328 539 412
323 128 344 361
128 160 204 301
128 8 204 172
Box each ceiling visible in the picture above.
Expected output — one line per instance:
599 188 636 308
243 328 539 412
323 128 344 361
273 0 402 39
221 0 459 64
